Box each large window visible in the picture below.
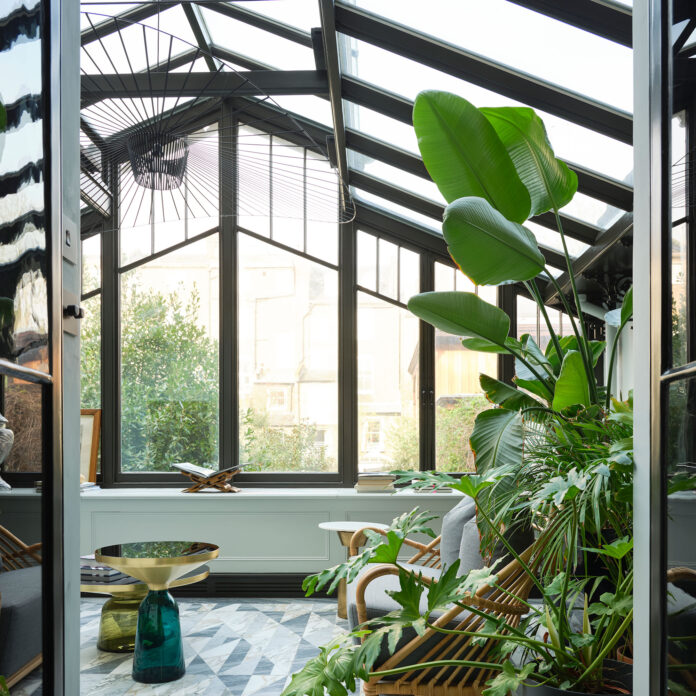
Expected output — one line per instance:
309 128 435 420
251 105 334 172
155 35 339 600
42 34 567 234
433 263 497 472
238 233 339 473
119 236 220 472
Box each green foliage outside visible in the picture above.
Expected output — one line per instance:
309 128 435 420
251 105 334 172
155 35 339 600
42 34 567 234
80 274 220 472
384 396 489 472
240 407 334 472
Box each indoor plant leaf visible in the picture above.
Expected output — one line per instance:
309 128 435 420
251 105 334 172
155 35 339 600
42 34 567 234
480 106 578 216
461 336 521 354
413 90 531 222
479 373 542 411
469 408 524 473
621 286 633 325
482 661 535 696
408 291 510 347
552 350 591 410
443 197 546 285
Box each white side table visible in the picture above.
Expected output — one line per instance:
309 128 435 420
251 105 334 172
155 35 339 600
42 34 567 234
318 520 388 619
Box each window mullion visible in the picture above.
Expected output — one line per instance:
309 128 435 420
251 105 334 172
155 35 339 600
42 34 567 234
418 253 435 471
220 100 239 471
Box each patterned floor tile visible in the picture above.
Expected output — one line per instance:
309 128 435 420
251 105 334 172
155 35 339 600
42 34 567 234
13 597 348 695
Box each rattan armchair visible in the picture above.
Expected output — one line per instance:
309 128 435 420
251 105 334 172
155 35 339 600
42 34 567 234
350 526 540 696
0 525 42 687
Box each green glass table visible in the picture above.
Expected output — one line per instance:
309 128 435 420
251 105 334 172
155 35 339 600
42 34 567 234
95 541 219 684
81 565 210 653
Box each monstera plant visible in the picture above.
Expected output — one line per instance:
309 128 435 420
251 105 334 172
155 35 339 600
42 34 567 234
282 92 640 696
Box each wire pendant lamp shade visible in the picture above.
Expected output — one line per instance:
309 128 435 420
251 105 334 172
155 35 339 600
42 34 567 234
80 9 355 232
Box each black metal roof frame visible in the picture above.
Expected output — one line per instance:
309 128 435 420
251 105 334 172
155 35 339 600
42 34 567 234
79 0 635 293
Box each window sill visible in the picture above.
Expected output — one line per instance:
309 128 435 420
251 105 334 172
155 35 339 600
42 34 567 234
78 486 462 500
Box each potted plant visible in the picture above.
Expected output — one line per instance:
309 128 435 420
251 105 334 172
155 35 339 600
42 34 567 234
282 91 639 696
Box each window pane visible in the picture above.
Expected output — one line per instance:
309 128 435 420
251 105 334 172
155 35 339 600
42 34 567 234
517 295 538 341
399 247 420 304
232 0 320 32
200 7 316 70
435 329 495 472
81 295 102 411
238 126 271 236
357 230 377 291
358 292 419 472
378 238 398 299
434 261 455 291
339 35 633 181
120 237 220 472
82 233 101 294
349 1 632 112
238 234 338 472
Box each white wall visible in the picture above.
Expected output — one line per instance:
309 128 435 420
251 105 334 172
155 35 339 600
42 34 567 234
78 488 458 573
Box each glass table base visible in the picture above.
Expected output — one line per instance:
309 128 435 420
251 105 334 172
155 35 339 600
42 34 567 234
98 594 146 652
132 590 185 683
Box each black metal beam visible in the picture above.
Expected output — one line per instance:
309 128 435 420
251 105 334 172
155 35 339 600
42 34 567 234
197 1 313 47
543 212 633 304
342 75 633 210
571 163 633 210
210 45 273 72
318 0 349 212
82 70 329 101
506 0 632 48
334 2 633 144
182 2 218 72
81 4 161 46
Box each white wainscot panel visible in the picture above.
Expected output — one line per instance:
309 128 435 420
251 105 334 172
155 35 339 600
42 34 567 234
89 509 332 573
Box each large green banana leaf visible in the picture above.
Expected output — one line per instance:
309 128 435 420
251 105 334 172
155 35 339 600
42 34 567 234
480 106 578 216
443 197 546 285
479 374 541 411
552 350 591 410
407 291 509 346
413 90 531 223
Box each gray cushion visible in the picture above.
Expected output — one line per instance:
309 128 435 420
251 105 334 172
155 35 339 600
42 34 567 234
0 566 42 678
457 517 485 576
440 498 476 569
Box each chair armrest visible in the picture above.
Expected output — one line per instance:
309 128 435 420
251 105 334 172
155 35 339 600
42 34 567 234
667 566 696 583
349 527 441 569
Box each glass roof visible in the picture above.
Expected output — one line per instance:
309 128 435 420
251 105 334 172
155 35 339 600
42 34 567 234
78 0 635 285
339 36 633 182
349 0 633 113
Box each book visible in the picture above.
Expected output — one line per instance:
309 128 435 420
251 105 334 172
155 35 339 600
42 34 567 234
172 462 245 478
80 565 120 577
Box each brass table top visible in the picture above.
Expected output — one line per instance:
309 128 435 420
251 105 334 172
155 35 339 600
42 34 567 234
80 565 210 596
95 541 219 591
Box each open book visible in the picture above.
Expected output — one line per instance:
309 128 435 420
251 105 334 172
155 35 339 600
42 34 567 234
171 463 244 478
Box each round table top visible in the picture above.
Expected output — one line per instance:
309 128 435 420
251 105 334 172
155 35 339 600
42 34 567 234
95 541 219 567
318 521 388 533
80 565 210 596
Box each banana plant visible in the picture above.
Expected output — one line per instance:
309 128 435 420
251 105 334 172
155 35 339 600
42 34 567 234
408 90 633 481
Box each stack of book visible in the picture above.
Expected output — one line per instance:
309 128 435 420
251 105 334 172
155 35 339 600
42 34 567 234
80 555 131 584
354 473 396 493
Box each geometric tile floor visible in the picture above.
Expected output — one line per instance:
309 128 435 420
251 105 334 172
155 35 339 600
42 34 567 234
13 597 349 696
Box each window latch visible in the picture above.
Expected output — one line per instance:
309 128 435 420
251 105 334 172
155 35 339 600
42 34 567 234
63 304 85 320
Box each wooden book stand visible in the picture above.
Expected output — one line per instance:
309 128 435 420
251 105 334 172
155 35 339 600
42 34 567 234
180 469 241 493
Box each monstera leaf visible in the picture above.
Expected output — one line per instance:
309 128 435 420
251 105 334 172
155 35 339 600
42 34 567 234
480 106 578 216
413 90 531 222
443 197 546 285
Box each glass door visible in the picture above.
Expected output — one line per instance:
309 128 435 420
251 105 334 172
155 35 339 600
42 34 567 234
634 0 696 693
